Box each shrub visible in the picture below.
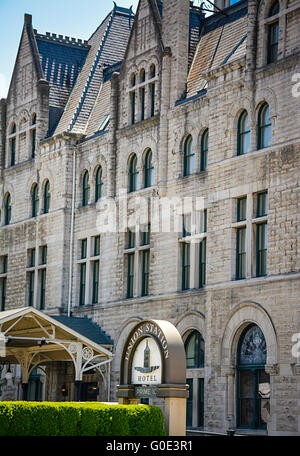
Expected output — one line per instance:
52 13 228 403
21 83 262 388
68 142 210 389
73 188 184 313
0 401 166 436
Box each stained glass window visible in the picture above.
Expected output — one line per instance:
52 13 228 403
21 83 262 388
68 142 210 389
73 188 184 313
239 325 267 365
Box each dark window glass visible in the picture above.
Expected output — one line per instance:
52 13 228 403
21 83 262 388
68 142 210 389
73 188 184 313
10 137 16 166
82 171 90 206
94 236 100 256
95 167 103 202
198 378 204 427
140 87 145 121
32 184 39 218
237 197 247 221
127 253 134 298
186 378 193 427
142 250 150 297
142 224 150 246
1 256 7 274
28 271 35 307
185 331 205 368
140 69 145 83
237 111 250 155
150 64 156 79
144 149 154 188
131 91 136 124
268 22 279 64
236 227 246 279
199 238 206 288
5 194 11 225
92 260 99 304
150 83 155 117
81 239 87 259
256 223 267 277
201 129 208 171
183 136 194 176
79 263 86 306
257 192 268 217
41 246 47 265
257 103 271 149
199 209 207 233
43 180 50 214
269 0 279 16
182 242 190 290
128 229 136 249
31 128 36 158
40 269 46 310
129 155 139 192
183 214 191 238
29 248 36 268
1 277 6 311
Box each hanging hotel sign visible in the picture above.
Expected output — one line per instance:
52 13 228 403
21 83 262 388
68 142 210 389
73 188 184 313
117 319 188 400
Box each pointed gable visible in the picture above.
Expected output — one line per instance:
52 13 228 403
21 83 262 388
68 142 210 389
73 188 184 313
54 5 134 135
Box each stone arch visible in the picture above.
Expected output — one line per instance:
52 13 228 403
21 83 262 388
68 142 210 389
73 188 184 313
175 311 206 342
255 88 278 118
220 301 278 367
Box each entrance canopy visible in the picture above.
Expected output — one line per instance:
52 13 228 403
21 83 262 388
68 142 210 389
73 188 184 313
0 307 113 383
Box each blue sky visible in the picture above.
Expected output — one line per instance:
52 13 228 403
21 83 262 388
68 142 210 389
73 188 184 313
0 0 139 98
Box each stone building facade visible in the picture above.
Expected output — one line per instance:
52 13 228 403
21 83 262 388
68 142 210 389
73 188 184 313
0 0 300 435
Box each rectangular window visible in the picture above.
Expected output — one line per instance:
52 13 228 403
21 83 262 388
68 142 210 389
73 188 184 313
79 263 86 305
257 192 268 217
29 248 35 268
94 236 100 257
11 138 16 166
81 239 87 259
237 197 247 222
142 225 150 246
183 214 191 238
40 269 46 310
198 378 204 428
0 255 7 274
268 22 279 64
142 250 150 297
28 271 35 307
199 238 206 288
256 223 267 277
150 83 155 117
128 229 136 249
199 209 207 234
0 278 6 311
40 246 47 265
182 242 190 290
92 260 99 304
236 227 246 279
127 253 135 298
131 91 135 124
31 129 36 158
140 87 145 121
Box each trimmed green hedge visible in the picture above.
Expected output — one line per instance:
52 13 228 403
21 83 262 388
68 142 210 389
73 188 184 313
0 401 166 436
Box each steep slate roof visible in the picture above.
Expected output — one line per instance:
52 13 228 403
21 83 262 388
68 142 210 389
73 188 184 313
34 32 90 109
51 315 114 346
54 5 134 135
187 4 248 98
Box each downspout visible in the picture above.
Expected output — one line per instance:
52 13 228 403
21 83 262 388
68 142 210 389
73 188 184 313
67 144 77 317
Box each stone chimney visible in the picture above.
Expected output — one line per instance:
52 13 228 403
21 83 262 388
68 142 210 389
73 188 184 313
162 0 190 105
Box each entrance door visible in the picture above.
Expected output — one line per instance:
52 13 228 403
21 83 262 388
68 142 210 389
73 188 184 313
81 382 98 401
186 378 193 427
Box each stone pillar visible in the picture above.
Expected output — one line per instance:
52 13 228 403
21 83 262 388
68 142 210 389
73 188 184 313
245 0 258 89
162 0 189 106
164 397 187 436
107 72 119 198
0 98 6 170
158 47 171 193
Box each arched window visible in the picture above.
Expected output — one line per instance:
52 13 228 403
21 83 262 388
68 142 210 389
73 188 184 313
150 64 156 79
257 103 272 149
43 180 50 214
31 184 39 218
184 330 205 368
4 193 11 225
95 166 104 202
10 123 16 166
140 69 145 83
82 171 90 206
237 110 250 155
31 114 36 158
200 129 208 171
267 1 279 64
144 149 154 188
129 154 139 192
183 135 194 176
237 324 270 429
